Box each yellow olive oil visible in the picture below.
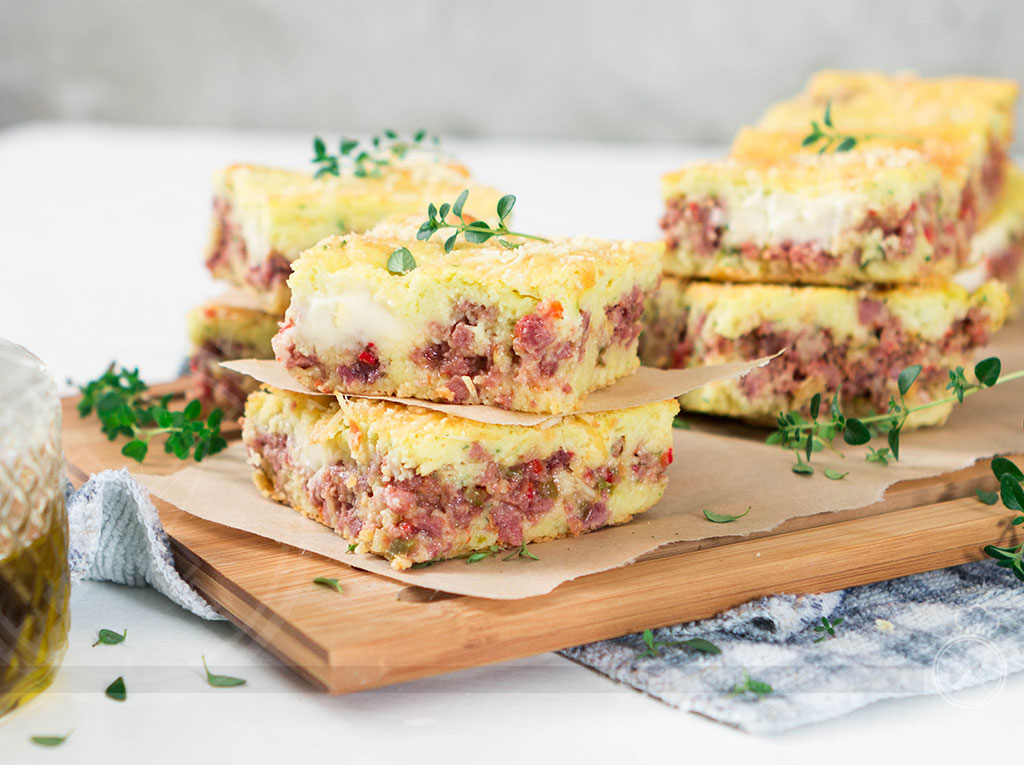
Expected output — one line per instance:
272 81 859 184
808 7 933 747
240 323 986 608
0 497 70 717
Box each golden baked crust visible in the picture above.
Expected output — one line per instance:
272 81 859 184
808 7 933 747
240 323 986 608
640 277 1010 427
204 160 504 314
273 219 663 413
661 70 1019 286
242 387 676 568
660 147 956 285
187 301 280 418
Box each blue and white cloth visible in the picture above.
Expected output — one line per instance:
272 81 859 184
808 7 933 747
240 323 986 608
68 470 1022 733
563 562 1024 733
67 469 223 620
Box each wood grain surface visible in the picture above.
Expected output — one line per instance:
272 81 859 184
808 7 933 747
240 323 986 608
62 380 1023 694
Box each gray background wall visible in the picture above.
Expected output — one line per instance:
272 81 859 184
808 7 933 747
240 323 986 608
3 0 1022 146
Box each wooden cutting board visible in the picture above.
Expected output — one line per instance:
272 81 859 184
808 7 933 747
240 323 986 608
62 379 1023 694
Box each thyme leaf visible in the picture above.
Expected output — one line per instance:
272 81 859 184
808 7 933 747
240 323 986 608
638 629 721 657
312 577 343 594
202 656 246 687
801 100 923 154
386 246 417 275
105 676 126 701
92 628 127 647
703 507 750 523
30 733 71 747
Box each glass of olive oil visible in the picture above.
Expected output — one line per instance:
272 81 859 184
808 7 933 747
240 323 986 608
0 339 70 717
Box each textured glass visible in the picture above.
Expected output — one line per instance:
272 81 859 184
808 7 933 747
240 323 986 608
0 339 69 717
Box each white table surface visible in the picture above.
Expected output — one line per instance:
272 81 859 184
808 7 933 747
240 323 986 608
0 123 1019 762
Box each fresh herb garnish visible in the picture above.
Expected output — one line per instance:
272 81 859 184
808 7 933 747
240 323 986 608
813 616 844 643
77 364 227 464
410 560 436 569
417 190 549 253
801 100 922 154
976 488 999 505
30 733 71 747
312 130 438 179
703 507 750 524
639 629 721 657
346 543 358 553
92 628 126 647
824 468 849 480
672 416 691 430
105 676 126 701
201 656 246 687
466 545 501 564
768 358 1021 472
983 457 1024 581
386 246 417 275
503 543 540 561
312 577 343 594
729 671 773 698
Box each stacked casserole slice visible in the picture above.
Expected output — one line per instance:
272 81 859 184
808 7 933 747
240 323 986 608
186 152 504 418
646 70 1018 425
242 217 677 569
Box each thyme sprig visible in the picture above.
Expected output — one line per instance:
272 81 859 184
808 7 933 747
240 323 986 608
729 671 773 698
312 130 438 179
813 616 844 643
638 629 721 657
802 100 922 154
416 189 550 253
77 364 227 464
982 457 1024 582
767 357 1020 475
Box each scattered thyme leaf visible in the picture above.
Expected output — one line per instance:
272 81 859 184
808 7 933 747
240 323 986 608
201 656 246 687
813 615 844 642
312 577 343 594
346 543 358 553
386 246 416 275
30 733 71 747
638 629 721 657
503 542 539 561
466 545 501 564
105 676 126 701
92 628 127 647
703 507 750 523
729 671 773 698
824 468 849 480
976 488 999 505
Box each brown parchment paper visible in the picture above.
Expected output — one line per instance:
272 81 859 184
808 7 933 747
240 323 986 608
140 322 1024 600
221 356 779 426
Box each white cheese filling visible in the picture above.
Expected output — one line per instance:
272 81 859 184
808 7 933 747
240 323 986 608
294 283 410 358
722 190 866 248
